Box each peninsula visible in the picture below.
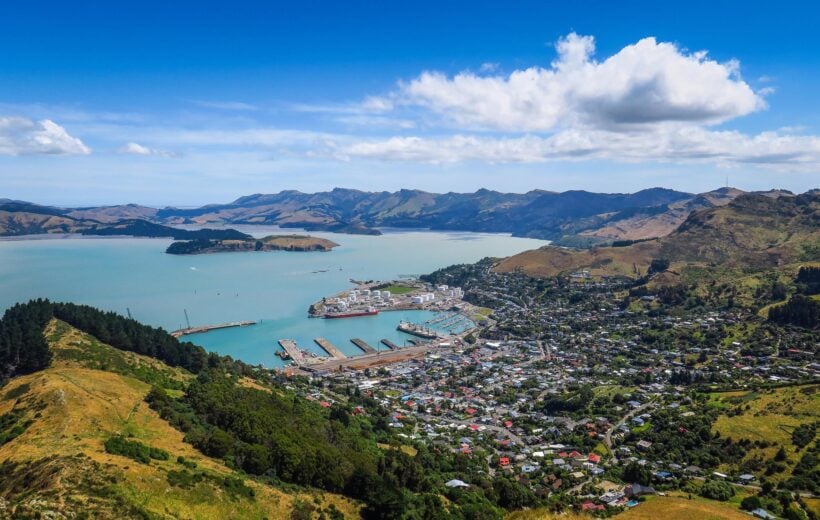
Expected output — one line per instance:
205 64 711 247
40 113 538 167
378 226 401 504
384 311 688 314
165 234 339 255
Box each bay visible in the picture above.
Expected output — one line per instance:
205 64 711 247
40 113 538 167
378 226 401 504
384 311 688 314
0 227 546 367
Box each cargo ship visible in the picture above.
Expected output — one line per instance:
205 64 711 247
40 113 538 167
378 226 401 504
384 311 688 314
397 321 439 339
324 308 379 319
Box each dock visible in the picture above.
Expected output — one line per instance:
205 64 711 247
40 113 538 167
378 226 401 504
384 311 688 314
351 338 377 354
380 339 400 350
278 339 306 366
314 337 347 359
170 321 256 338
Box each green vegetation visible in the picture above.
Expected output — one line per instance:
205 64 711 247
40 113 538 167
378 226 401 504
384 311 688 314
148 371 516 519
699 479 735 501
166 234 338 255
768 294 820 328
104 435 169 464
47 319 190 390
0 299 259 381
0 406 32 446
166 468 255 499
380 284 416 295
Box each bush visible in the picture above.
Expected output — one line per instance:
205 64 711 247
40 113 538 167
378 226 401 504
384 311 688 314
699 479 735 501
104 435 169 464
741 495 761 511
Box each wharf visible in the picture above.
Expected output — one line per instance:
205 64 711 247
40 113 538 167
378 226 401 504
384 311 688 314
170 321 256 338
314 338 347 359
350 338 377 354
278 339 306 366
380 339 400 350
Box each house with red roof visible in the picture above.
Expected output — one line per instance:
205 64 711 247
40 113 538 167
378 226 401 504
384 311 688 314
588 453 601 464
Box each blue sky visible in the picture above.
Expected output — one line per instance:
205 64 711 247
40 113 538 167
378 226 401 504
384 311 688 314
0 0 818 205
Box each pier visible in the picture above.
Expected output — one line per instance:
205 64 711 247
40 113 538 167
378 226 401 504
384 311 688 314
278 339 306 366
170 321 256 338
351 338 377 354
380 339 400 350
314 337 347 359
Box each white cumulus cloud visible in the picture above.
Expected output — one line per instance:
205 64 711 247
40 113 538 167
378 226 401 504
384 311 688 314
0 116 91 155
379 33 765 132
119 142 176 157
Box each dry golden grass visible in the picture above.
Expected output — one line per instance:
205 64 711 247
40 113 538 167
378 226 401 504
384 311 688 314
616 495 750 520
494 241 661 278
505 509 588 520
0 322 361 519
710 384 819 479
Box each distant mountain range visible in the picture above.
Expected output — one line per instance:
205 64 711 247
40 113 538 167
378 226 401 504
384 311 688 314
0 187 802 245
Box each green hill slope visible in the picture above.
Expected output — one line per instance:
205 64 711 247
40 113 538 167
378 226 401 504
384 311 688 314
0 319 360 519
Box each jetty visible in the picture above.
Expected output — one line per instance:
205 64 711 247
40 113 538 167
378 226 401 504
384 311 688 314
350 338 377 354
314 337 347 359
170 321 256 338
277 339 306 366
380 339 400 350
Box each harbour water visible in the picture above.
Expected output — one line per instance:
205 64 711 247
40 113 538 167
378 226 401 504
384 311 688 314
0 227 547 367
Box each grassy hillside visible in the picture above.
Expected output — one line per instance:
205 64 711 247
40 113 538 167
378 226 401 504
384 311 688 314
615 494 751 520
496 192 820 281
709 384 819 483
0 320 359 519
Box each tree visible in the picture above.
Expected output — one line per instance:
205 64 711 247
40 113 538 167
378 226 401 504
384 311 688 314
700 479 735 501
741 495 762 511
622 462 652 486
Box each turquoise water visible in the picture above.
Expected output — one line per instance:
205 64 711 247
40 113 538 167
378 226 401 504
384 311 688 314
0 228 546 367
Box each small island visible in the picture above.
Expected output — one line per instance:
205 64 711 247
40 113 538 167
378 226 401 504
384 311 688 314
165 234 339 255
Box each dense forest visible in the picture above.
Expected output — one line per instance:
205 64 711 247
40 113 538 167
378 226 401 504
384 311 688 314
0 299 252 381
768 295 820 329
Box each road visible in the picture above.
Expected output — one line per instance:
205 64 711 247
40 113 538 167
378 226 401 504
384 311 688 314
604 399 655 464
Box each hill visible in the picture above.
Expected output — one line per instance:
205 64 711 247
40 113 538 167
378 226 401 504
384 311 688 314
0 318 359 519
165 234 339 255
495 191 820 279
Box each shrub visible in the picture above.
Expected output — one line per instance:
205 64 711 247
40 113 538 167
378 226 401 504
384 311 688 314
104 435 169 464
699 479 735 501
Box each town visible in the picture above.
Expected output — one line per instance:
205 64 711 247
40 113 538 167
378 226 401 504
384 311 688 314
283 259 819 518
